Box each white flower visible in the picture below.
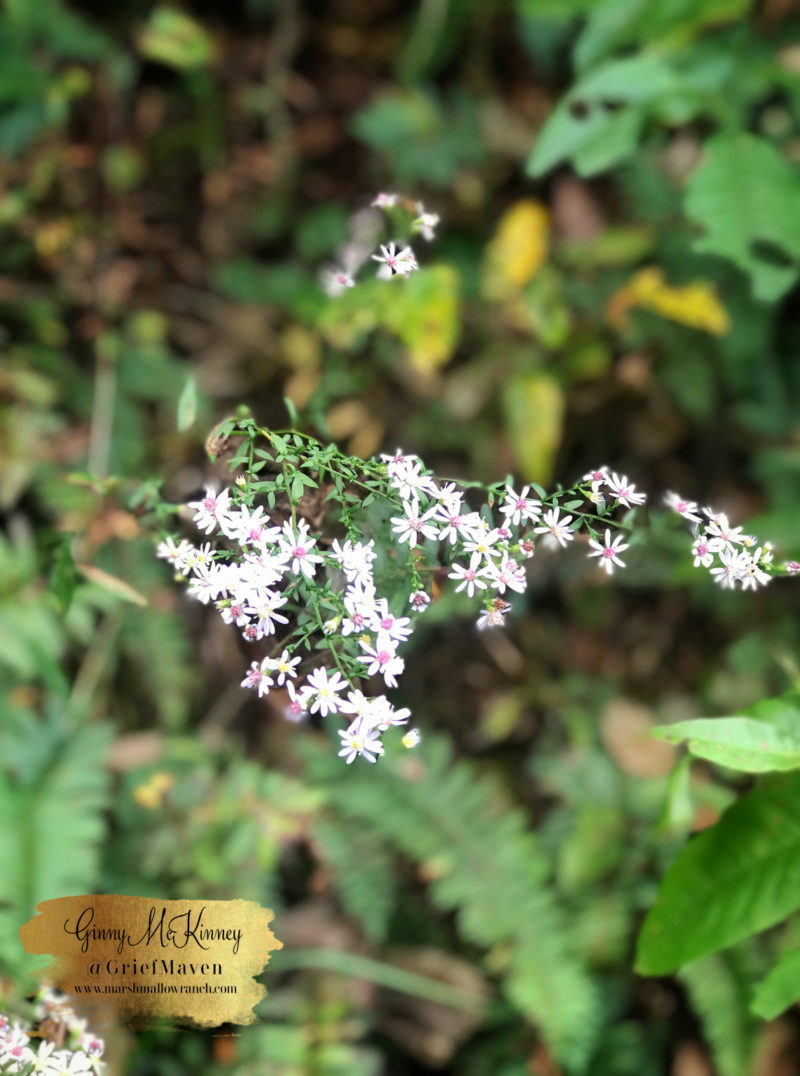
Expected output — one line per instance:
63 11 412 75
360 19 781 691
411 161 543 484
388 458 438 501
462 530 503 562
486 557 526 594
499 485 542 527
368 598 413 647
187 486 233 535
664 491 702 523
740 549 771 591
156 536 192 571
476 607 508 630
241 660 274 697
535 508 575 548
304 668 347 716
390 500 440 548
705 514 745 550
371 241 417 277
435 503 468 545
284 680 310 722
338 723 384 764
604 472 646 508
246 591 289 637
322 267 355 296
371 192 398 208
266 649 301 685
43 1050 93 1076
412 203 439 241
587 529 629 574
402 728 421 749
785 561 800 575
232 506 281 548
691 536 714 568
357 641 405 688
341 582 379 636
710 548 748 588
329 538 376 585
448 560 489 597
409 589 430 611
0 1023 34 1072
583 466 609 484
278 521 324 579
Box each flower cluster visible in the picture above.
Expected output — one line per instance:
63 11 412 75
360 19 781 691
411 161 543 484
664 493 779 590
321 193 438 295
157 429 651 764
0 986 104 1075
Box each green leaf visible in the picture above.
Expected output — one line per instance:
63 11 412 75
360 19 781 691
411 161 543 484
176 373 197 432
636 773 800 975
684 132 800 301
679 953 756 1076
527 55 682 177
49 535 77 614
502 371 564 485
752 946 800 1020
655 716 800 772
137 8 214 70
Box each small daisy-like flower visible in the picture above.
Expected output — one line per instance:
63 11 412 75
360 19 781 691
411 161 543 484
412 203 439 241
390 500 440 548
535 508 575 548
705 514 745 549
372 192 398 208
691 536 714 568
476 607 508 630
278 521 324 579
499 485 542 527
583 466 609 484
267 649 301 686
785 561 800 574
710 548 748 589
740 550 771 591
587 529 629 574
338 724 384 764
358 641 405 688
284 680 310 723
241 661 274 698
605 472 646 508
322 267 355 296
410 589 430 611
372 241 417 277
305 667 347 717
402 728 421 749
187 485 232 536
664 491 702 523
156 536 192 571
448 561 489 597
584 483 605 507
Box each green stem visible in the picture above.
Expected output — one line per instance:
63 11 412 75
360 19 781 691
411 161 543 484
272 948 484 1012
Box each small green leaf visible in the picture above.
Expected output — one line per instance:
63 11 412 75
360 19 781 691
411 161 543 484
177 374 197 432
137 8 214 70
655 716 800 773
636 772 800 975
752 947 800 1019
49 535 78 614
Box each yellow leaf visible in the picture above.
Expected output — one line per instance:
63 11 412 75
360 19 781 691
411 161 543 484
608 266 729 335
385 264 460 375
484 200 550 298
502 371 564 484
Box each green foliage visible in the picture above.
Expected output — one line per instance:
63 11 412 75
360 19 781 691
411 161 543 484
655 715 800 772
678 953 756 1076
311 736 601 1071
636 772 800 975
312 817 395 945
751 945 800 1020
684 132 800 301
0 707 111 974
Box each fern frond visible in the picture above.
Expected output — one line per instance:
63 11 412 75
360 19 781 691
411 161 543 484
678 952 756 1076
312 817 395 945
310 735 601 1072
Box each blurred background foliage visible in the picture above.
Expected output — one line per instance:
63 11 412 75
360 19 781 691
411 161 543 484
2 0 800 1073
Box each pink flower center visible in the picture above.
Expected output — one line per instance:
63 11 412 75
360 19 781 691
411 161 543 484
677 501 687 512
377 650 392 665
466 569 476 581
697 544 707 555
232 605 242 617
517 499 527 510
603 548 614 558
245 626 257 640
293 545 306 558
381 616 393 630
410 519 422 531
203 496 216 510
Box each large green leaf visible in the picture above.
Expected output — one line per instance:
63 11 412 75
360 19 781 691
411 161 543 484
527 55 682 176
751 947 800 1020
636 773 800 975
655 716 800 772
684 132 800 301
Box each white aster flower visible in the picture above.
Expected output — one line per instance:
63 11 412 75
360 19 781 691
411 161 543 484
278 521 324 579
448 561 490 597
604 472 646 508
587 529 629 574
390 500 440 548
402 728 421 748
371 241 417 277
710 548 748 588
338 723 384 764
499 485 542 527
412 203 439 241
664 491 702 524
266 648 301 685
241 660 274 697
691 536 715 568
535 507 575 548
371 192 398 208
187 485 233 535
305 667 347 716
156 536 192 572
409 589 430 611
357 640 405 688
